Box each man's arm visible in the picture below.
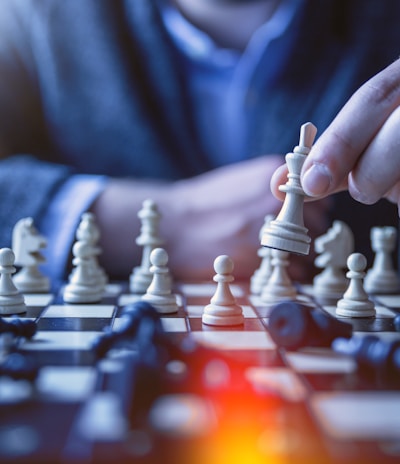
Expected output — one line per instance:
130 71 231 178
92 155 330 283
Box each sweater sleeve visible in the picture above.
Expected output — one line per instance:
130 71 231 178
0 155 108 287
0 155 73 251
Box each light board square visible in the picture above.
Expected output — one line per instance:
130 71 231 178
24 294 54 307
245 366 307 402
311 392 400 440
43 304 115 318
285 348 356 373
21 331 102 350
37 366 97 400
190 331 276 350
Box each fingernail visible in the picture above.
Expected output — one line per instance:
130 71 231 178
349 182 376 205
302 163 332 196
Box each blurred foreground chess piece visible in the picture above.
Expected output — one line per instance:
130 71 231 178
0 317 37 339
261 122 317 255
269 301 352 350
333 335 400 385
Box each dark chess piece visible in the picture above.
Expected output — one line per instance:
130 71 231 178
393 314 400 332
0 352 39 382
0 317 37 339
92 301 168 426
333 335 400 385
92 301 162 359
268 301 353 350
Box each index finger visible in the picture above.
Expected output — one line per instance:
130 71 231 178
301 58 400 197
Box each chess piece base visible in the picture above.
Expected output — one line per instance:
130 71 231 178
261 221 311 255
0 302 26 315
63 284 103 304
336 299 376 318
142 293 178 314
202 303 244 326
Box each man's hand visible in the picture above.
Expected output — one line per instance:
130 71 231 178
299 58 400 212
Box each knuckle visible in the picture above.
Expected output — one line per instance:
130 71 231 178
360 61 400 109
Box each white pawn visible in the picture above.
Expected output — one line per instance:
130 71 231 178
364 226 400 294
250 214 274 295
260 249 297 304
202 255 244 326
63 241 103 304
0 248 27 315
336 253 375 318
142 248 178 314
130 199 164 294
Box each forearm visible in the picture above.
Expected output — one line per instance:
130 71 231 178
90 155 325 282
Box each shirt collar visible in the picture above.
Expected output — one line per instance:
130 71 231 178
160 0 304 68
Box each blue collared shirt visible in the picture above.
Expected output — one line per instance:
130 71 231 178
161 0 303 166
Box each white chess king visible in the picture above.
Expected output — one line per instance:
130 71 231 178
261 122 317 255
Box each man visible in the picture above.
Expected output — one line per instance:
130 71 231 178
0 0 398 284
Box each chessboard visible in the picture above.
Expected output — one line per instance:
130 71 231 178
2 122 400 463
1 279 400 464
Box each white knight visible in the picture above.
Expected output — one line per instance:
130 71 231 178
12 217 50 293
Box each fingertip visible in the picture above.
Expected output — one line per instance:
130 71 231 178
348 172 379 205
301 162 333 197
270 163 288 200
